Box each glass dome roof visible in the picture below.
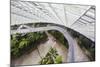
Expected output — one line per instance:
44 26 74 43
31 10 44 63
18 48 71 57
11 0 95 42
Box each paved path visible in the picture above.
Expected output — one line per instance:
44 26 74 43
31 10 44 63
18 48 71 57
73 39 89 62
12 32 68 65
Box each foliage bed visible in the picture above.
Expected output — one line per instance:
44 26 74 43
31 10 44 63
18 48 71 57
11 32 48 58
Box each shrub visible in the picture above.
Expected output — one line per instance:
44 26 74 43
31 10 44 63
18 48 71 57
48 30 69 48
39 47 62 64
11 32 48 58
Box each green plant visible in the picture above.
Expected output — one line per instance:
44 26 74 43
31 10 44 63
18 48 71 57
48 30 69 48
39 47 62 64
19 38 30 49
55 55 62 63
11 32 48 58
